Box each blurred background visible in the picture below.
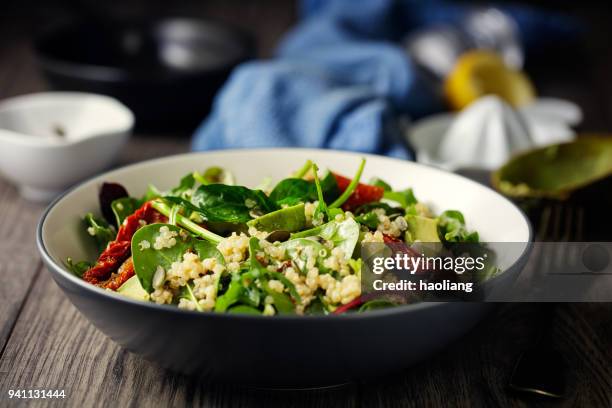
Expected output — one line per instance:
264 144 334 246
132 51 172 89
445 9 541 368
0 0 610 130
0 0 610 213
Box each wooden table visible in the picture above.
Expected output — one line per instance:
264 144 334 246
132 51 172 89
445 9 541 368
0 8 611 407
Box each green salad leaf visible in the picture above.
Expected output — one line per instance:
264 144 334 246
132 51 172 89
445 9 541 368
318 217 360 260
131 223 225 292
383 188 417 207
179 282 203 312
269 178 312 206
65 257 92 277
438 210 479 243
247 203 306 232
111 197 138 226
188 184 278 223
369 177 392 191
83 213 115 252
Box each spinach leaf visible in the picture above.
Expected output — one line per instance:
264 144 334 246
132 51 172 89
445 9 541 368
280 238 330 273
215 275 244 312
269 172 339 207
286 217 360 262
269 178 312 206
83 213 115 252
318 217 360 260
111 197 138 227
178 282 203 312
190 184 278 223
261 278 295 314
437 210 479 243
319 170 340 203
65 257 92 277
383 188 417 207
131 223 225 293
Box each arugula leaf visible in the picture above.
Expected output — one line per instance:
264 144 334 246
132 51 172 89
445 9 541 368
83 213 115 252
190 184 278 223
131 223 225 292
65 257 92 277
437 210 479 243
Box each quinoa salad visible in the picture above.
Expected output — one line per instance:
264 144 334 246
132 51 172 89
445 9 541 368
66 159 482 315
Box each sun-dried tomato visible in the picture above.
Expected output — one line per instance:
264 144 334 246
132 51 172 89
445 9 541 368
82 201 166 287
332 173 384 211
103 257 135 291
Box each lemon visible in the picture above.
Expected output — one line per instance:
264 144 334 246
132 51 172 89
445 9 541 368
444 50 536 110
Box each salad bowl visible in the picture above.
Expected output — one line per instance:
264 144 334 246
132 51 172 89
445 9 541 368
37 149 531 387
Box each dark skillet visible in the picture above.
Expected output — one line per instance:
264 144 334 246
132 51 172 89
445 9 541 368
35 18 254 132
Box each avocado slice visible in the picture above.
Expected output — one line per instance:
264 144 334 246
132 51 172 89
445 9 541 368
117 275 150 301
405 215 441 243
247 203 306 232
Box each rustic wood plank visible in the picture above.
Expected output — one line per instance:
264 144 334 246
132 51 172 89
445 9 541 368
0 269 358 408
0 179 45 357
0 132 188 355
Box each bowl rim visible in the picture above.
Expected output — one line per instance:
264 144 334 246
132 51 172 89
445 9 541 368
37 147 533 321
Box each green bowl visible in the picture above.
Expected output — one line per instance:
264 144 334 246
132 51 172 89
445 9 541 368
492 137 612 200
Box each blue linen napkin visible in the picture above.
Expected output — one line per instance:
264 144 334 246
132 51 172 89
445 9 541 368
192 0 579 159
